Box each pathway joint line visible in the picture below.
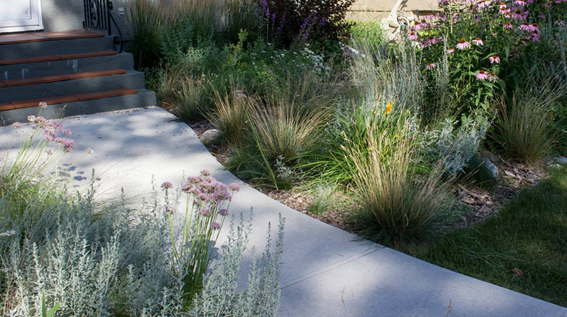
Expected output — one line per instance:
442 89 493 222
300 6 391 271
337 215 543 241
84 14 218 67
281 247 383 290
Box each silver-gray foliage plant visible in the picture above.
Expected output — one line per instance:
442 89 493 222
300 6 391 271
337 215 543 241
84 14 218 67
0 180 284 316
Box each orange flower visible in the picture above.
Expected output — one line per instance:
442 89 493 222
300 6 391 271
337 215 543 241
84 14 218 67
385 104 393 114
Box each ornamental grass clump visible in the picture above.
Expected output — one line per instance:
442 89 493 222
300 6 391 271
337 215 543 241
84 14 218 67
492 77 567 163
347 117 450 248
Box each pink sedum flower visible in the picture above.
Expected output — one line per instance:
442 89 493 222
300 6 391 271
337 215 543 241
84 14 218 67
38 102 48 109
211 222 221 230
161 181 173 190
229 183 240 192
12 122 21 128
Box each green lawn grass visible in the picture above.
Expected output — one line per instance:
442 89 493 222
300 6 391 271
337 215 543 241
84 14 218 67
413 166 567 307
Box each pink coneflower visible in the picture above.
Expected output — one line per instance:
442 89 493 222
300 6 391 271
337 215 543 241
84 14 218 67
514 0 526 6
529 32 540 41
408 31 419 40
556 20 565 26
489 72 499 82
504 22 514 29
475 70 490 80
499 2 507 8
489 55 501 63
426 63 436 70
456 38 471 49
511 9 527 20
447 48 455 54
475 0 492 9
546 1 553 7
424 36 438 46
472 38 484 46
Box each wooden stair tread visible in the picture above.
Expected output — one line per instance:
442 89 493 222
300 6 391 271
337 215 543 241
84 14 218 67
1 88 139 110
32 30 105 41
3 74 70 87
11 95 80 109
0 30 104 45
0 103 14 111
1 69 128 87
67 69 127 80
0 50 117 66
58 50 117 60
75 88 138 101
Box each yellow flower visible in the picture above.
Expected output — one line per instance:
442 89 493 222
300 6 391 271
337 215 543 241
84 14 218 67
385 104 393 114
395 134 400 138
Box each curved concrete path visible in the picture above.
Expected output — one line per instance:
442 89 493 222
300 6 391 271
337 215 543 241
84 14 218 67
1 107 566 317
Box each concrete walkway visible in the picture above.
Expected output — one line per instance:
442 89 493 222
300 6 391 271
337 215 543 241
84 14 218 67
1 107 566 317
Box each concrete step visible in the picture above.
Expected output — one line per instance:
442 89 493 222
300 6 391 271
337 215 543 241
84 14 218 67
0 52 134 80
0 70 146 103
0 36 114 59
0 89 156 125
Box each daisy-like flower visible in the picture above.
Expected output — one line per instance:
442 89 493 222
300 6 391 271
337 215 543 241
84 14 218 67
503 22 514 29
475 0 492 9
499 2 507 8
423 36 438 47
456 38 471 50
447 48 455 54
472 38 484 46
489 55 501 63
385 104 393 114
475 70 489 80
426 63 436 70
408 31 419 40
514 0 526 6
489 72 499 82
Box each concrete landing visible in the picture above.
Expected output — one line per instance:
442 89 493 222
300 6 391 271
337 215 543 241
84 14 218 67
0 106 565 317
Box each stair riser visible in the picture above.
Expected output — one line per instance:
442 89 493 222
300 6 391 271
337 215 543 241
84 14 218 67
0 90 157 126
0 37 114 59
0 72 146 103
0 53 134 80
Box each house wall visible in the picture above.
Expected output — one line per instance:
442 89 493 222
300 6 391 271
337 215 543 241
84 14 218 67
40 0 130 36
348 0 440 21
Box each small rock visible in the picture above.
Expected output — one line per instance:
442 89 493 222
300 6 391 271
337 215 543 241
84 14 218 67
200 129 222 146
481 150 501 163
555 156 567 164
483 157 499 178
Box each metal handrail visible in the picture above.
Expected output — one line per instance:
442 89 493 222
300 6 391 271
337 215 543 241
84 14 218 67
83 0 123 53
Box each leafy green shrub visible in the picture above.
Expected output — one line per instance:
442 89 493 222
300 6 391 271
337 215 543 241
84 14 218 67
413 0 567 119
259 0 355 47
